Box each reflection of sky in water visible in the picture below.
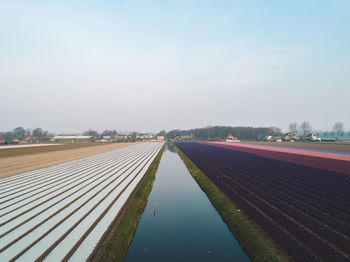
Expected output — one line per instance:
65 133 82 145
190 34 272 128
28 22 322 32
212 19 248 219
125 147 250 262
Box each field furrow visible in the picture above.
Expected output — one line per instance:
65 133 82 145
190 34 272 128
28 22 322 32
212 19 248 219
176 142 350 262
0 142 163 261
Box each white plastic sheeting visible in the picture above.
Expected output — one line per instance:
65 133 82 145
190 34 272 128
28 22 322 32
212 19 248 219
0 142 163 261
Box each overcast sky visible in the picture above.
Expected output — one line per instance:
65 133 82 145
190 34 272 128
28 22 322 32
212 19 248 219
1 0 349 134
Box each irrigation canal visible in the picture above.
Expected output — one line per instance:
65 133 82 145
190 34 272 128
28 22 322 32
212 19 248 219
125 145 250 261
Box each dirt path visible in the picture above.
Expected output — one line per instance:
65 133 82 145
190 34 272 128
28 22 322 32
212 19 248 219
0 143 137 179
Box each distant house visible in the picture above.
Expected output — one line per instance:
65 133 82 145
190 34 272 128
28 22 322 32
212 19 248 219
263 135 282 142
22 136 38 144
263 135 273 142
156 136 165 142
142 138 157 142
98 136 112 143
273 136 282 142
116 135 129 141
306 133 321 142
225 134 240 142
137 134 154 140
52 135 92 143
282 133 298 142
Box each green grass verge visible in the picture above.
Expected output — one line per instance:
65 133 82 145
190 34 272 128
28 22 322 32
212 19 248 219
98 145 165 262
175 145 290 262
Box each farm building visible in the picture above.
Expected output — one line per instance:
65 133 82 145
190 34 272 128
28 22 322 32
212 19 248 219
22 136 39 144
263 136 282 142
226 134 240 142
115 135 130 141
273 136 282 142
282 133 298 142
52 135 92 143
156 136 165 142
137 134 154 140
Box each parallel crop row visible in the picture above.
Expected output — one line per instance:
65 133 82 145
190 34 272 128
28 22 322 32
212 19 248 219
209 142 350 175
0 142 164 261
176 142 350 262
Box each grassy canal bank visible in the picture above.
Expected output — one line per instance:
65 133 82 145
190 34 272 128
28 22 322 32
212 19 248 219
97 145 165 262
175 145 290 262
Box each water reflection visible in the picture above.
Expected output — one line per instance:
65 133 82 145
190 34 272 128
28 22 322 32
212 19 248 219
124 144 250 262
166 142 176 153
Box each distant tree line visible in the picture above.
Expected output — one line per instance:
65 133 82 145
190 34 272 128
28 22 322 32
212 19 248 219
0 127 53 143
288 121 346 140
1 122 346 144
82 129 118 139
162 126 282 141
161 121 348 141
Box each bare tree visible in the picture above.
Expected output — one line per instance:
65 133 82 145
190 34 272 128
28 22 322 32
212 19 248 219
333 122 344 139
300 121 312 140
269 126 282 136
32 128 44 140
0 132 14 142
83 129 100 139
288 122 298 134
157 130 166 137
12 127 30 140
131 132 137 141
102 129 117 138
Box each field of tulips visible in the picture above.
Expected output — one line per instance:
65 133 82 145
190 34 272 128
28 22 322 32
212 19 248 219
176 142 350 262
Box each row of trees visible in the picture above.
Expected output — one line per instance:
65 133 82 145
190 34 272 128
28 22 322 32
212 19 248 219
82 129 139 142
82 129 119 139
161 122 347 141
0 127 53 142
0 127 122 143
162 126 281 141
288 121 345 138
1 122 346 143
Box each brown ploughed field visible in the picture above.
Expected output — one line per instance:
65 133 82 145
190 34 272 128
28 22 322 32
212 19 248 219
0 142 137 179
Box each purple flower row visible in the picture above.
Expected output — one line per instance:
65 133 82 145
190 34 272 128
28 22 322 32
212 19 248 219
176 142 350 262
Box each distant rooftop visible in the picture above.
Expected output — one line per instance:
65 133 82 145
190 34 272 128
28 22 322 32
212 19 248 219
52 135 92 139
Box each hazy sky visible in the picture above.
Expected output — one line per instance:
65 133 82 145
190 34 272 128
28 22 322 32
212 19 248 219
1 0 349 133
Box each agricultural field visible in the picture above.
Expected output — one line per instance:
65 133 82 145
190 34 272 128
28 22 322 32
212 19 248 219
210 142 350 175
0 142 163 261
0 144 61 150
0 142 131 159
243 141 350 153
176 142 350 262
0 142 137 179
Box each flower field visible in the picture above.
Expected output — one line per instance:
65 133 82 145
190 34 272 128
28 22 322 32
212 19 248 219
208 142 350 175
176 142 350 262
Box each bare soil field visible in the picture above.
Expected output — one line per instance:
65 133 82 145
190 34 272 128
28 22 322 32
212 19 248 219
0 142 108 159
0 142 137 179
0 143 62 150
243 141 350 153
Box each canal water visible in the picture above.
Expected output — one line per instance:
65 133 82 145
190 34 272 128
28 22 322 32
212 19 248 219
124 145 250 262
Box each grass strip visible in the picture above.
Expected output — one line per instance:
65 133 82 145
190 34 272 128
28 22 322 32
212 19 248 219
98 145 164 262
175 145 290 262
